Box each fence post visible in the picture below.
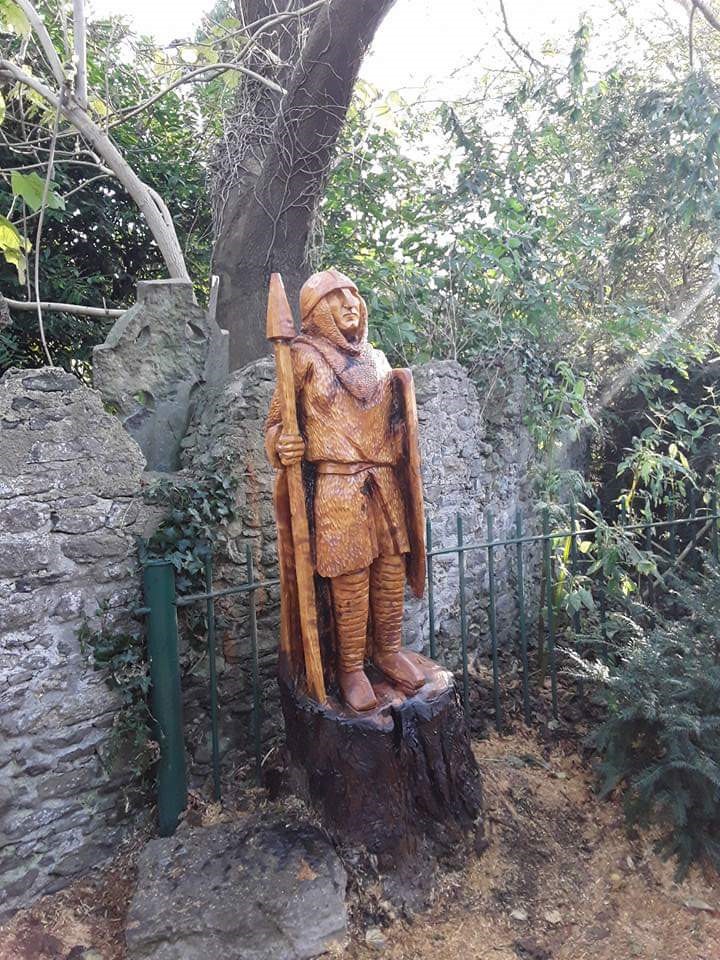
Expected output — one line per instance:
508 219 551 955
569 500 584 704
246 544 263 783
204 550 221 802
486 511 502 732
426 516 436 661
515 507 531 724
142 559 187 836
542 508 559 719
457 514 469 721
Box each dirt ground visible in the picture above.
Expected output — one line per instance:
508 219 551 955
3 728 720 960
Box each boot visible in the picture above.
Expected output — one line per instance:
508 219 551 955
370 555 425 693
331 568 377 712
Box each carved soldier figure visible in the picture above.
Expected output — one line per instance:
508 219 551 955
265 269 427 712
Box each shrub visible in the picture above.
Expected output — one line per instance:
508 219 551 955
576 565 720 877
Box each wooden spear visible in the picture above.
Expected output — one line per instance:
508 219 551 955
266 273 327 704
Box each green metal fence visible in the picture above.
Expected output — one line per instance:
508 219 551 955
140 494 720 834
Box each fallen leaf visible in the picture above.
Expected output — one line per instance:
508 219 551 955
365 927 387 950
683 897 716 913
510 908 529 922
296 858 318 882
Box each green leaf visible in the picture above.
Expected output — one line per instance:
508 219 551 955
0 0 30 36
90 97 109 118
0 215 31 282
11 171 65 212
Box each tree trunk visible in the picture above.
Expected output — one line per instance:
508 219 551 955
279 653 484 906
212 0 397 369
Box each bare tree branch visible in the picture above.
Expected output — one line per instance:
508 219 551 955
210 0 327 45
0 58 190 280
73 0 88 108
15 0 66 84
111 62 286 130
689 2 696 66
33 88 66 366
498 0 544 70
690 0 720 30
675 0 720 32
3 296 124 318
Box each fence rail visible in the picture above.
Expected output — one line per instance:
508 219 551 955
140 494 720 834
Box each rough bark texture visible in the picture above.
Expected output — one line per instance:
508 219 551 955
212 0 397 369
280 653 483 905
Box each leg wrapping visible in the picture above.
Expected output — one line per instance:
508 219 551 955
331 568 370 673
369 554 406 654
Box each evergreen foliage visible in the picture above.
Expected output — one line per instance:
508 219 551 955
576 565 720 877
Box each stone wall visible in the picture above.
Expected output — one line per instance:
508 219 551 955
407 358 543 665
93 279 228 472
0 368 155 918
178 356 543 779
178 358 282 780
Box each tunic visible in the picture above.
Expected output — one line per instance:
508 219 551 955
266 338 410 578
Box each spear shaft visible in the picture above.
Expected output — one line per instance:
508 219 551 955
266 273 326 704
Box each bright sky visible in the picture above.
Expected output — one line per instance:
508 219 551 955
88 0 680 97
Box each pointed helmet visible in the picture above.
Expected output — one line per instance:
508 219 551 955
299 268 358 322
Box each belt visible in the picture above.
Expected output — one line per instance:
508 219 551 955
316 461 379 476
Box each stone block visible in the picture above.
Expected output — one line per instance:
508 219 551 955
125 819 347 960
0 538 49 577
60 532 129 562
93 279 229 471
0 500 50 534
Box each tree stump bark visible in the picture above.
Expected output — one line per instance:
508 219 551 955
280 651 483 903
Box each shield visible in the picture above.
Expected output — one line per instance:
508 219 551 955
392 368 426 598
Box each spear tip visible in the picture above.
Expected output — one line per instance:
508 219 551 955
266 273 296 341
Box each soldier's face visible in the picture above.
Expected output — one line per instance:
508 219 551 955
325 288 361 341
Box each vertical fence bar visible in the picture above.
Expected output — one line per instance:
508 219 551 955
204 551 221 802
486 511 502 732
644 521 655 606
542 508 559 719
246 544 262 782
142 559 187 836
598 575 608 643
594 500 608 643
569 501 581 636
426 516 436 661
515 507 531 725
668 501 677 563
569 501 583 703
457 514 469 721
712 490 719 564
689 487 698 565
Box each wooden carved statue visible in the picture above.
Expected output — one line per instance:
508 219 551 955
264 270 482 890
265 269 427 712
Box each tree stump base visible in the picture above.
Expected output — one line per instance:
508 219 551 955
280 651 483 904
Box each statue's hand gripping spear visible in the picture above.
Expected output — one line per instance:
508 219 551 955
266 273 327 704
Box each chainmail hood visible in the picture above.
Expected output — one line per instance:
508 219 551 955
297 280 388 404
